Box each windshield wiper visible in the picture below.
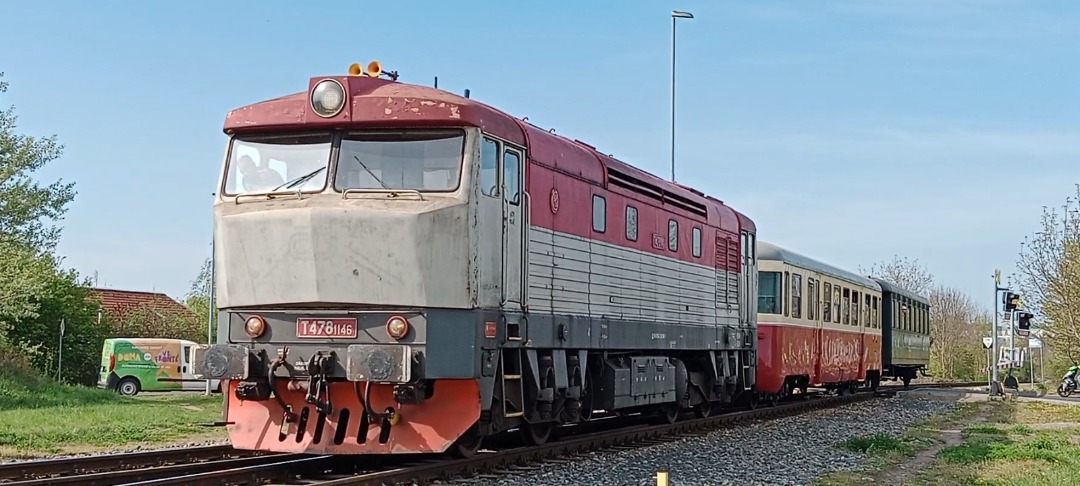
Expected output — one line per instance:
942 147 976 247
272 167 326 191
353 155 391 190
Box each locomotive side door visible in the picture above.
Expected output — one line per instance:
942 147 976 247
501 146 525 310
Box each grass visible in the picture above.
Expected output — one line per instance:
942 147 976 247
901 400 1080 486
837 432 916 457
0 355 225 457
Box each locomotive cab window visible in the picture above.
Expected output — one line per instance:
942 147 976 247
592 195 607 233
224 133 333 196
626 205 638 241
758 271 782 315
479 137 499 197
872 296 879 329
503 149 521 205
668 219 678 251
692 227 702 257
335 129 466 192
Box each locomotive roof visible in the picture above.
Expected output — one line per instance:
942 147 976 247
871 278 930 305
223 72 755 234
756 240 880 290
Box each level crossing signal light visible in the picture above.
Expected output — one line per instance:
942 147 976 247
1016 311 1033 331
1003 292 1021 311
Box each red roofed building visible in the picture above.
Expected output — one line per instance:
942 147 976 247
89 287 202 339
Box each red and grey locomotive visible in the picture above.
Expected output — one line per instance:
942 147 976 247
192 60 929 457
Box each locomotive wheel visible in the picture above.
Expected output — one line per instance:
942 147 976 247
449 424 483 458
522 422 554 446
693 402 712 418
664 404 679 424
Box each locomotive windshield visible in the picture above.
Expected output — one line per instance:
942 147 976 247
335 129 465 192
223 134 332 195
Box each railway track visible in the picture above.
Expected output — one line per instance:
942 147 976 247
0 445 272 485
0 381 981 486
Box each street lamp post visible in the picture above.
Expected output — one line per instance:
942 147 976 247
671 10 693 183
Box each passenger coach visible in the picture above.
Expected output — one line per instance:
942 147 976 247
755 241 883 401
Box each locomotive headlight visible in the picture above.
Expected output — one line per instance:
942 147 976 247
244 315 267 338
310 79 346 117
386 316 410 340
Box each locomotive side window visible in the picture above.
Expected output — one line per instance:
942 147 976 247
668 219 678 251
480 138 500 197
758 271 782 314
336 129 465 192
692 227 702 258
807 278 817 321
224 133 332 196
503 149 521 205
791 273 802 319
626 205 638 241
823 282 832 322
592 195 607 233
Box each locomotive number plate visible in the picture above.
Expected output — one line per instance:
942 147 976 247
296 318 358 339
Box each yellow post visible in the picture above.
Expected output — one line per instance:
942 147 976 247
656 468 670 486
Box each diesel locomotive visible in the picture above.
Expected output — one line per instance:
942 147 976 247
192 60 929 457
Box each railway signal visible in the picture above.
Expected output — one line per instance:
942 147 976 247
1016 311 1033 331
1003 292 1021 311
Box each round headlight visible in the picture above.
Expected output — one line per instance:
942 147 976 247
386 316 410 340
310 79 346 118
244 315 267 338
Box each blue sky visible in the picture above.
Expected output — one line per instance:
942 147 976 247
1 1 1077 309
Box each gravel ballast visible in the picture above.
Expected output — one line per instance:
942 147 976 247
451 395 958 486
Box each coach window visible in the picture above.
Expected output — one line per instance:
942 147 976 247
668 219 678 251
807 279 817 321
503 149 521 205
842 288 851 325
783 272 790 317
864 295 872 328
823 282 833 322
833 286 841 324
480 138 499 197
868 295 876 330
592 195 606 233
692 227 702 258
625 205 638 241
851 290 860 327
791 273 803 319
758 271 782 314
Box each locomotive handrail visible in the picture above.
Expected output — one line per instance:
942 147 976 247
341 188 426 201
232 188 304 204
522 190 531 312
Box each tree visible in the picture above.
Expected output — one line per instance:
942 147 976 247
927 286 981 379
5 263 110 385
0 240 54 327
0 71 78 336
0 72 76 252
184 256 217 343
859 255 934 295
1015 185 1080 364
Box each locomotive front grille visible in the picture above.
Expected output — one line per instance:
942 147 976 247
345 344 414 383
